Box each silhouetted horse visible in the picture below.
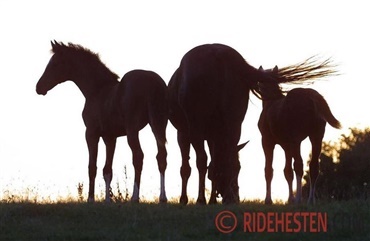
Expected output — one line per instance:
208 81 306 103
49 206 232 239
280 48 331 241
258 63 340 204
36 41 168 203
169 44 270 204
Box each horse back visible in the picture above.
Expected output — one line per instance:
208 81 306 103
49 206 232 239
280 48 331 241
121 70 167 103
83 70 167 138
120 69 168 132
175 44 251 136
259 88 328 144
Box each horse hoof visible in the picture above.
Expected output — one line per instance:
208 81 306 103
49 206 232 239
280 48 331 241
196 198 206 205
159 197 168 204
180 196 188 205
264 198 273 205
208 198 217 205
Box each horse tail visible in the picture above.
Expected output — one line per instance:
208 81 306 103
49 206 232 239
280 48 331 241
314 92 342 129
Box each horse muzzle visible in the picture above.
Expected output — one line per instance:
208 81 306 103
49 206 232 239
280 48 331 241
36 87 47 96
36 82 48 95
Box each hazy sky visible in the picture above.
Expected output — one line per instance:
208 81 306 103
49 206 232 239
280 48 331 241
0 0 369 202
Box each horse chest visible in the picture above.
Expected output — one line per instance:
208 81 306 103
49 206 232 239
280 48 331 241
82 103 126 137
260 102 309 144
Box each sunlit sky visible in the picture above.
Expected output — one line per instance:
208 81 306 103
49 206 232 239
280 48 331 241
0 0 369 202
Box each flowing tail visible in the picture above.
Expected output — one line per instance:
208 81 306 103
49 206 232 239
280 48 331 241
314 92 341 129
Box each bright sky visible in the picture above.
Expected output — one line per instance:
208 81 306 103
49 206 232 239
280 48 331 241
0 0 369 202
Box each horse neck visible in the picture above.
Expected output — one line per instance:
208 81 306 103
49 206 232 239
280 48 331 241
72 70 118 99
262 93 285 110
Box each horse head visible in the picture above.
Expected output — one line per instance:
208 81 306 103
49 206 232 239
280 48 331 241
36 41 73 95
257 66 284 101
208 141 248 204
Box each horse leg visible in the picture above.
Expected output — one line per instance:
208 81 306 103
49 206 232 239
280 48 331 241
154 132 168 203
206 140 217 204
208 165 218 204
262 138 275 205
86 130 99 203
127 131 144 203
102 137 117 203
292 143 304 204
209 182 217 204
178 131 191 205
148 110 168 203
282 147 294 204
308 132 324 205
208 162 218 204
193 140 208 205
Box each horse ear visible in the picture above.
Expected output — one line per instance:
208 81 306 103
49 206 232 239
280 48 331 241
51 40 56 48
51 40 60 51
51 40 65 53
237 141 249 152
273 65 278 73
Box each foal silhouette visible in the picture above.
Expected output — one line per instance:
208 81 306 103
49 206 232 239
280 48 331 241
258 63 341 204
36 41 168 203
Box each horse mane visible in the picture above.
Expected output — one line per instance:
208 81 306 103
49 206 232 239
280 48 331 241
275 56 338 85
51 41 120 81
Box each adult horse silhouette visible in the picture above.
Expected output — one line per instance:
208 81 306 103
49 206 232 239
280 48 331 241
258 60 340 205
36 41 168 203
169 43 271 204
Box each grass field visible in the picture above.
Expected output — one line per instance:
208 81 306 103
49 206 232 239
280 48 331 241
1 199 369 241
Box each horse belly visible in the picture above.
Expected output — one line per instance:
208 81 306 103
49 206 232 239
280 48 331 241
275 107 316 143
100 119 126 137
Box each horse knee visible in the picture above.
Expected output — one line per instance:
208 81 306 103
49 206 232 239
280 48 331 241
309 160 319 176
127 133 143 167
133 152 144 172
265 166 273 181
156 149 167 173
103 166 112 177
193 151 207 178
180 164 191 179
89 165 97 179
284 165 293 181
157 161 167 174
294 161 303 177
197 161 207 176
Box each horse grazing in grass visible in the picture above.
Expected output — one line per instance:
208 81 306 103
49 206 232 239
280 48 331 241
207 141 249 204
36 41 168 203
169 43 270 204
258 61 341 205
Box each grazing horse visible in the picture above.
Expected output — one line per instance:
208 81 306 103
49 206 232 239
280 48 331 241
36 41 168 203
168 43 270 204
207 141 249 204
258 64 341 204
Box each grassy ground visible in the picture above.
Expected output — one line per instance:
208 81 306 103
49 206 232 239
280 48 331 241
0 199 369 241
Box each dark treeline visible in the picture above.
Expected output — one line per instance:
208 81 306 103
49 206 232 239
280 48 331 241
303 127 370 201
